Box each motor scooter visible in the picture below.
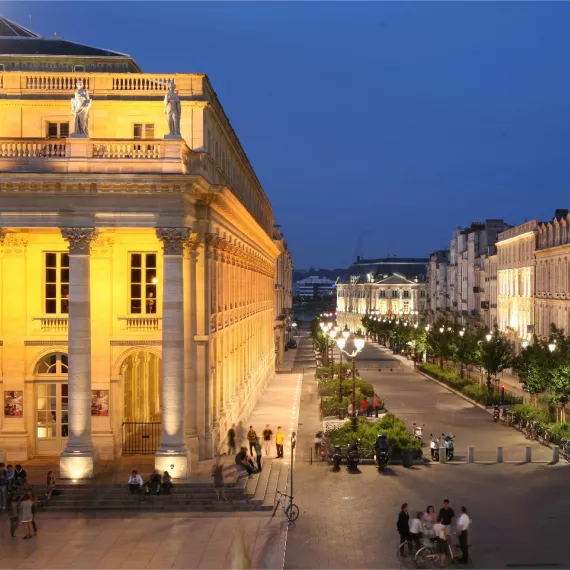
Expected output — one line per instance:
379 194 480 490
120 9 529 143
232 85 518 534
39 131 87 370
441 433 455 461
332 446 342 471
346 444 360 471
413 423 425 446
375 450 389 472
493 405 500 423
429 434 440 461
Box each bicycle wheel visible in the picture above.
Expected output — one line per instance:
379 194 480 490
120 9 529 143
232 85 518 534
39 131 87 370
285 503 299 522
396 542 410 563
415 546 434 568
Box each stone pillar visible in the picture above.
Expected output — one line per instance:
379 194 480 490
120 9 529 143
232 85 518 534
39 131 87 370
60 228 99 479
155 228 190 478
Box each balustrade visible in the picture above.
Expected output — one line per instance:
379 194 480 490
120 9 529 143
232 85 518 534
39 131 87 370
0 140 66 158
33 316 68 332
92 142 161 160
25 75 89 90
119 317 161 332
112 76 173 91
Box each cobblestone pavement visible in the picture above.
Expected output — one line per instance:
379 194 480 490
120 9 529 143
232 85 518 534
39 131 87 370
285 341 570 570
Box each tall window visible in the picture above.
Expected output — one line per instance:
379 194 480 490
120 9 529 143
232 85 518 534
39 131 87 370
379 290 386 298
130 253 157 314
133 123 155 139
36 353 69 439
403 290 410 298
47 122 69 138
391 290 399 298
45 253 69 314
403 301 410 314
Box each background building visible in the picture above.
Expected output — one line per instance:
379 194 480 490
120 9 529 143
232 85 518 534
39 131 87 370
273 226 293 365
427 250 449 322
0 17 288 477
294 275 336 299
345 256 428 283
496 220 538 351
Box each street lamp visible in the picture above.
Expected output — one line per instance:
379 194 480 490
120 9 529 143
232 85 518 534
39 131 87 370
549 342 557 353
335 334 346 416
458 329 465 379
486 333 493 342
338 330 366 431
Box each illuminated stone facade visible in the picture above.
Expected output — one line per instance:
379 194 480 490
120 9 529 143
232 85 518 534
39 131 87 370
273 226 293 365
496 220 538 351
0 19 284 476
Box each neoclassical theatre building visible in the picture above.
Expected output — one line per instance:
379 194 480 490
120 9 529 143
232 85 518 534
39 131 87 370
0 18 292 478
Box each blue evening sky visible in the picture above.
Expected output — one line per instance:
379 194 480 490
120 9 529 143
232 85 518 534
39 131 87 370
4 2 570 269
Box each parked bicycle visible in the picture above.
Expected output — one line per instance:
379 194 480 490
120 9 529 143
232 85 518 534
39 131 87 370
272 490 299 522
561 439 570 462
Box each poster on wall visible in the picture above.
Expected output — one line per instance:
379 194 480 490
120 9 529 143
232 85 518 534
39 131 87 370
91 390 109 416
4 391 23 417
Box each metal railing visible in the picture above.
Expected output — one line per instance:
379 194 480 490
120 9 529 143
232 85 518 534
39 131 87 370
122 421 161 455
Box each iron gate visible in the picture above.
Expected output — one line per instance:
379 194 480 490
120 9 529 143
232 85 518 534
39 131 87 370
122 422 161 455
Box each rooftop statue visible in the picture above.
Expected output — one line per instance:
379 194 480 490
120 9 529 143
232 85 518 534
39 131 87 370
164 81 181 137
70 80 92 137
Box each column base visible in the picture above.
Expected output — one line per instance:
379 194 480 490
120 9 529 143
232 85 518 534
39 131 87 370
184 434 199 469
60 448 100 480
155 446 189 479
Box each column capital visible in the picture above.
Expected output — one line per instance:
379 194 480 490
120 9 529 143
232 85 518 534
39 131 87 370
61 228 98 254
156 228 191 255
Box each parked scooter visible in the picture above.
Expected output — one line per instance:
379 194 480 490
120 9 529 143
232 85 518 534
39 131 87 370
430 434 440 461
441 433 455 461
412 423 425 446
493 405 500 423
375 434 389 472
332 446 342 471
346 443 361 471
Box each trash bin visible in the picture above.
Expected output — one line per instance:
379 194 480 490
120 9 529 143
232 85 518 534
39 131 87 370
402 449 413 468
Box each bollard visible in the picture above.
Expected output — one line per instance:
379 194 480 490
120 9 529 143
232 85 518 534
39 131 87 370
468 447 474 463
553 446 560 463
439 447 447 464
525 446 532 463
497 447 503 463
310 447 313 465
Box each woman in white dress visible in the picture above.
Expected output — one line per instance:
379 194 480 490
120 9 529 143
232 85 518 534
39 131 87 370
20 493 33 539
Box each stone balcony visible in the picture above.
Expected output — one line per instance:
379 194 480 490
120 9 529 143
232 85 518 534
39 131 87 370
0 137 191 174
0 72 204 97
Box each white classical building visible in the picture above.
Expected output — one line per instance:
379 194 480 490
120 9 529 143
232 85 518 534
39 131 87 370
496 220 538 350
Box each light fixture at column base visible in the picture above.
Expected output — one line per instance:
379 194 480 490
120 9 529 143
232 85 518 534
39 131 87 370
60 448 100 479
155 449 189 479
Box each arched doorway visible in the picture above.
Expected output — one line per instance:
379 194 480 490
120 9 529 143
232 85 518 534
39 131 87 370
120 350 162 454
34 352 68 456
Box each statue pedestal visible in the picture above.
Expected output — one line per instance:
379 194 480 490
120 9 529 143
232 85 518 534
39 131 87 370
68 137 91 160
164 134 182 140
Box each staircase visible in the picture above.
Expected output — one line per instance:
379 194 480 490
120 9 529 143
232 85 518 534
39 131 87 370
40 458 290 513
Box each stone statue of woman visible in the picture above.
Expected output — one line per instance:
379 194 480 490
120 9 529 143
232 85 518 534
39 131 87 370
164 81 181 137
70 80 92 137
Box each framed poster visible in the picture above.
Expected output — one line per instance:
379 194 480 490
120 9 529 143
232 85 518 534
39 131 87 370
4 391 23 417
91 390 109 416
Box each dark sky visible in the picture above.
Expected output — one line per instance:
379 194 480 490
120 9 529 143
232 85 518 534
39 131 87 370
5 2 570 269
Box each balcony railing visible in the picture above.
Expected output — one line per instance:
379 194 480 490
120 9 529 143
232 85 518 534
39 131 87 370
118 317 161 332
32 316 68 332
92 142 161 160
0 140 66 158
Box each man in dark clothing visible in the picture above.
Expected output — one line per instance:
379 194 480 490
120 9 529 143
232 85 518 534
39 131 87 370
397 503 410 549
439 499 455 534
227 426 236 456
0 462 7 510
14 465 27 489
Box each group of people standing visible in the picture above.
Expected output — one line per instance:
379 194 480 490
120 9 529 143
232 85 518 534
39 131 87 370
397 499 471 566
347 393 383 417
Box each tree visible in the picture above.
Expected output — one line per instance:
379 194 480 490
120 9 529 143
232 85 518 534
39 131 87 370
548 364 570 423
512 337 551 407
476 327 513 393
426 318 456 369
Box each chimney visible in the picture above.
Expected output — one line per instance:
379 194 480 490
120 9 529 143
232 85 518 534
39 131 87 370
356 255 361 262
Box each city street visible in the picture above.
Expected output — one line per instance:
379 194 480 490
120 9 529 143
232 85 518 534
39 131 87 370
284 336 570 569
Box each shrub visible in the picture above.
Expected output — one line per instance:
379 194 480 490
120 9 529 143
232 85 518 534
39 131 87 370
318 377 375 398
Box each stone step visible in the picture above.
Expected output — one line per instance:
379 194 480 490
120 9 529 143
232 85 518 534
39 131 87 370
252 459 274 503
261 460 281 507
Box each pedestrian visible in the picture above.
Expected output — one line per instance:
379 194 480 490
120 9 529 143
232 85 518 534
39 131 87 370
367 395 374 417
439 499 455 538
255 437 263 472
423 505 436 538
247 426 257 456
262 424 273 456
20 493 33 539
227 425 236 456
373 393 381 417
313 431 323 456
211 456 227 500
409 511 423 552
128 470 143 494
6 464 15 492
457 506 470 563
347 402 353 417
161 471 173 495
360 398 369 416
0 462 7 510
275 426 284 458
45 470 56 501
8 494 19 538
397 503 410 547
14 464 27 488
29 488 38 536
433 516 447 568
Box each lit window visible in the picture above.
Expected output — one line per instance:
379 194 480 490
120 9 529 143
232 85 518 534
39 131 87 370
133 123 155 139
403 301 410 314
44 253 69 314
46 122 69 139
130 253 157 314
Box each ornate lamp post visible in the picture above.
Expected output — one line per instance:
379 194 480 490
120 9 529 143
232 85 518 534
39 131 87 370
459 329 465 379
339 330 366 431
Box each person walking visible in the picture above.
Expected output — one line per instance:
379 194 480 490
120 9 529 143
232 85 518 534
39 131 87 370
275 426 284 458
228 425 236 456
45 470 56 501
247 426 258 456
211 456 227 500
409 511 423 552
0 462 7 510
433 516 448 568
8 494 20 538
367 395 374 417
457 506 470 563
255 437 263 472
423 505 436 538
20 493 33 540
397 503 410 548
262 424 273 456
373 393 381 417
29 489 38 536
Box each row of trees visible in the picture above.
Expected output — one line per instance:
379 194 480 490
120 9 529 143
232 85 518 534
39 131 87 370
362 315 570 422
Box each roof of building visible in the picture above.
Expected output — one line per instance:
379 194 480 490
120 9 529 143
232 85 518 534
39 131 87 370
0 16 132 59
375 275 417 286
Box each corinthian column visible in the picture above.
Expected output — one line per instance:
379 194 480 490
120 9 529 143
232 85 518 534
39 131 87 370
60 227 99 479
155 227 190 478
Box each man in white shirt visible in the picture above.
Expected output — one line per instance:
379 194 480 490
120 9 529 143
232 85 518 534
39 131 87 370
128 470 143 494
409 512 424 552
456 506 470 563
